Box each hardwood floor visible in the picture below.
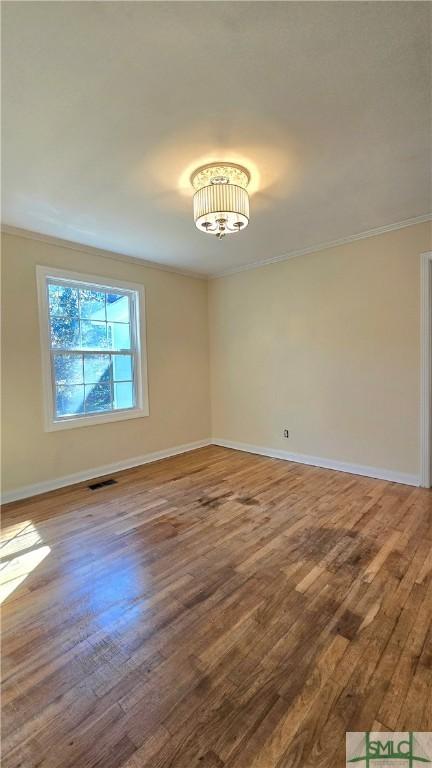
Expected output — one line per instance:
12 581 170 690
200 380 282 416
2 445 432 768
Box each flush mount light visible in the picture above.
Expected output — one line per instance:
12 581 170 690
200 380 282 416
191 163 250 239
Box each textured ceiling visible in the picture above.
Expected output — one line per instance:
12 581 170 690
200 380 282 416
2 1 431 275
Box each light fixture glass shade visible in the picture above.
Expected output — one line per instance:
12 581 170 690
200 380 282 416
191 163 250 238
193 184 249 236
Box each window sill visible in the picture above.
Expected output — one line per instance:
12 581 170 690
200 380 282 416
45 405 149 432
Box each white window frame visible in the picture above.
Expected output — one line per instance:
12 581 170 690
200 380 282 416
36 265 149 431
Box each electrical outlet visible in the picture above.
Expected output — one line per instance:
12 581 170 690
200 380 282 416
283 429 289 438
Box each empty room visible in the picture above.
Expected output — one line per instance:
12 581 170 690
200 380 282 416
1 2 432 766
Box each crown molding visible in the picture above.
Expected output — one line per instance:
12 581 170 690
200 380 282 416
2 215 431 282
0 224 208 281
210 214 432 279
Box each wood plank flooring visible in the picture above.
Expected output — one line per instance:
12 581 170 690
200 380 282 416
1 445 432 767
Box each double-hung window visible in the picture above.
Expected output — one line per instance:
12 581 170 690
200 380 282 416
37 266 148 430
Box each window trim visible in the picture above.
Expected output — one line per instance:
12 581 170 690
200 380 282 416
36 265 149 431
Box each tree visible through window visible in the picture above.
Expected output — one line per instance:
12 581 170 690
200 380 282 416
46 278 138 419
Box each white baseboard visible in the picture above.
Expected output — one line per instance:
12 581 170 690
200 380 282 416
2 436 420 504
1 439 212 504
212 439 419 487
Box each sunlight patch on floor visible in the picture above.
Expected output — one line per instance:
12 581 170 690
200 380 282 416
0 522 50 603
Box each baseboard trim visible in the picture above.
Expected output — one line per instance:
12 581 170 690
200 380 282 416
1 439 212 504
2 437 419 503
212 439 419 487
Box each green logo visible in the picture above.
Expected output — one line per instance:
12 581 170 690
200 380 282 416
346 732 432 767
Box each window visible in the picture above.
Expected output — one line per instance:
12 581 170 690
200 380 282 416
37 266 148 430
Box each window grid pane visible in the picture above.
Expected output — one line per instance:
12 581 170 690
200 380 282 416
84 383 112 413
83 354 111 384
50 317 80 348
52 352 135 416
114 382 134 410
49 285 79 318
56 385 85 416
79 289 106 321
48 278 137 419
54 353 84 385
113 354 133 382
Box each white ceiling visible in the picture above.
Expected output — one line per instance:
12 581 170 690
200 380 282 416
2 1 431 276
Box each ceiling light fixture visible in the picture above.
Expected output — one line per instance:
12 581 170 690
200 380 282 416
191 163 250 239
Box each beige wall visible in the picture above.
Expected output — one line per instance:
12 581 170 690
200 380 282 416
209 222 431 477
2 222 430 495
1 232 210 493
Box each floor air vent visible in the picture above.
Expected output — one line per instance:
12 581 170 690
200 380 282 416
88 478 118 491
